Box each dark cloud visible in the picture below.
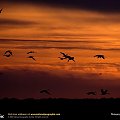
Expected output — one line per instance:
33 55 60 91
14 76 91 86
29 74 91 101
0 19 37 26
0 39 108 43
13 46 101 50
0 39 120 51
1 0 120 13
9 45 120 51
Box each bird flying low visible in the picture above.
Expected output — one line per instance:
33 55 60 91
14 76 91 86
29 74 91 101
59 52 75 62
86 91 96 95
27 56 36 61
100 89 109 95
40 89 51 95
94 54 105 59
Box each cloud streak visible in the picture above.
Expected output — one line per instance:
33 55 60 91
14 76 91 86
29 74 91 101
1 0 120 13
0 39 120 51
0 18 37 26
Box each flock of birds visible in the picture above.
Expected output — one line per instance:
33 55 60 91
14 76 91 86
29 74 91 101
86 89 109 96
2 49 108 96
58 52 105 62
40 89 110 96
0 8 109 97
2 49 105 62
2 50 36 61
39 88 110 96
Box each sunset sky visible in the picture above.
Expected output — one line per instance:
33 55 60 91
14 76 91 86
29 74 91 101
0 0 120 99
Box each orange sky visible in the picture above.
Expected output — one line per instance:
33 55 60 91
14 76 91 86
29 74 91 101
0 3 120 40
0 2 120 99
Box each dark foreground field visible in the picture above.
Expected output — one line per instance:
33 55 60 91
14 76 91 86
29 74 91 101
0 98 120 119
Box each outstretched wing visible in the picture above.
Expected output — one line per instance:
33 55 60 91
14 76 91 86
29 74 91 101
102 55 105 59
40 89 51 95
72 57 75 62
60 52 67 57
0 8 3 13
9 51 12 55
4 50 8 54
27 52 30 54
32 57 36 61
4 50 12 55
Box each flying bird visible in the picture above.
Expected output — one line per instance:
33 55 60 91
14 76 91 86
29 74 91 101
100 89 109 95
60 52 68 58
27 51 35 54
94 55 105 59
3 50 13 57
0 8 3 13
27 56 36 61
4 50 13 56
59 52 75 62
40 89 51 95
86 91 97 95
67 56 75 62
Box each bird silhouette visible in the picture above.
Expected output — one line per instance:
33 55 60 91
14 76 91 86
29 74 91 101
27 51 35 54
100 89 109 95
27 56 36 61
3 50 13 57
59 52 75 62
4 50 13 56
86 91 96 95
0 8 3 13
60 52 68 58
67 56 75 62
94 55 105 59
40 89 51 95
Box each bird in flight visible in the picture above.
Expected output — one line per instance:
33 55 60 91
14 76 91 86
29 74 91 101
94 55 105 59
86 91 97 95
4 50 13 56
3 50 13 57
100 89 109 95
27 51 35 54
0 8 3 13
27 56 36 61
59 52 75 62
40 89 51 95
